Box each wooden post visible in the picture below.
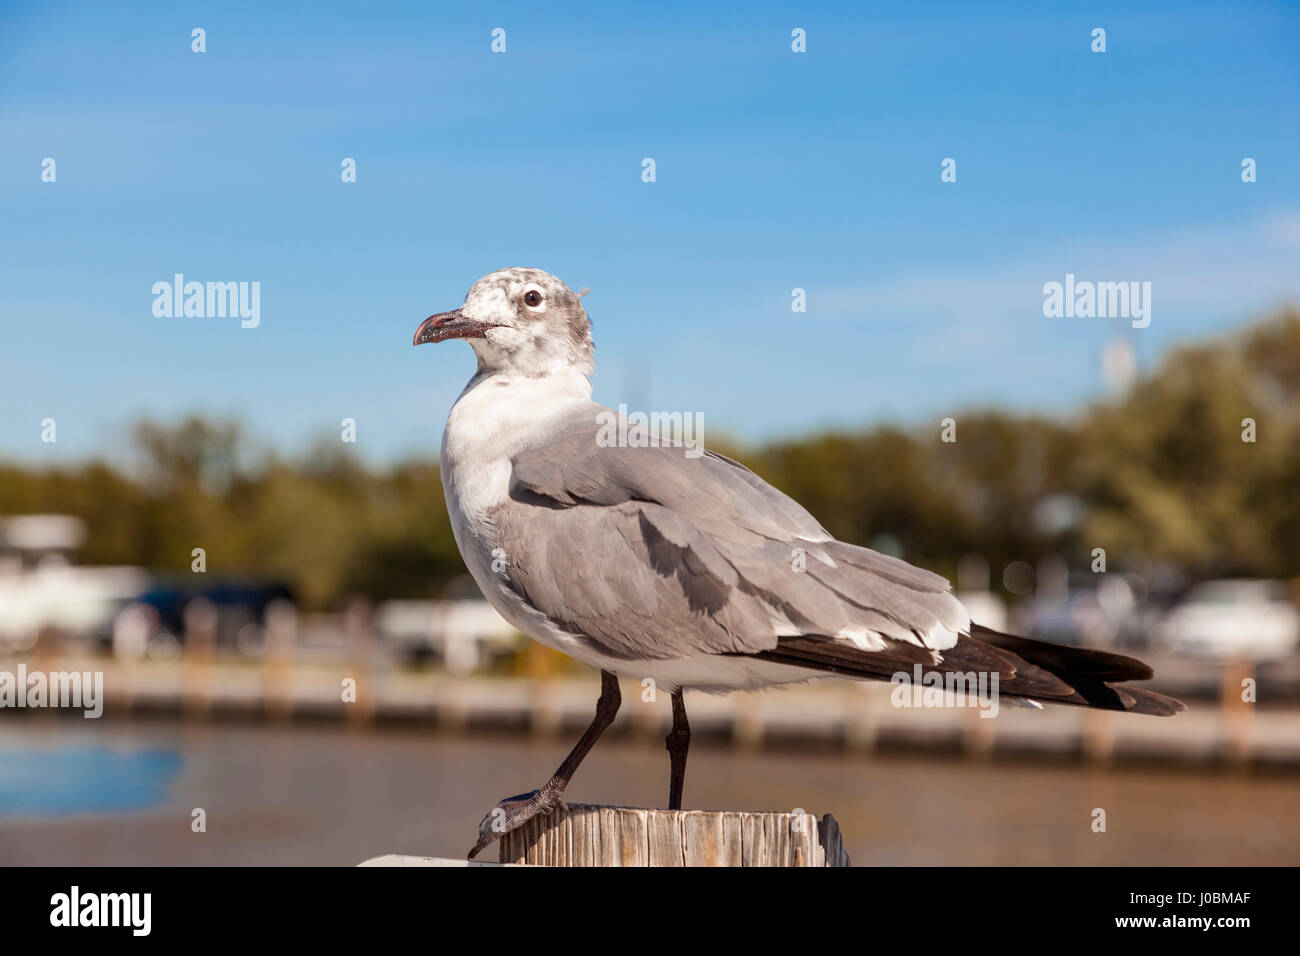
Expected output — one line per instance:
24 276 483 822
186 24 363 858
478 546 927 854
343 598 376 727
731 693 765 749
181 597 217 719
262 598 297 720
843 680 879 752
1081 709 1116 764
499 805 851 867
526 642 561 736
962 701 997 760
1219 655 1254 769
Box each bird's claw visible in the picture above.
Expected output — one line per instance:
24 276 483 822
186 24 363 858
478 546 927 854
467 787 568 860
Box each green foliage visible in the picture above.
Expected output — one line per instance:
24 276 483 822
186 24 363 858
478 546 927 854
2 309 1297 607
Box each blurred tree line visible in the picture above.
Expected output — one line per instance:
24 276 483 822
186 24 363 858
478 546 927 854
2 308 1297 609
754 307 1300 587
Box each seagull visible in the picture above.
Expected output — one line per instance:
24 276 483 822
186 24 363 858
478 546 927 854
414 266 1186 859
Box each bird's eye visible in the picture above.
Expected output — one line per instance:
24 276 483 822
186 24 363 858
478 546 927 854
523 290 543 308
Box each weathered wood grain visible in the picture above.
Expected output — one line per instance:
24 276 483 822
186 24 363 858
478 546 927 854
499 805 851 867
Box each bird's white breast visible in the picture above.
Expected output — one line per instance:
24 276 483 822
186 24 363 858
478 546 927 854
439 369 603 656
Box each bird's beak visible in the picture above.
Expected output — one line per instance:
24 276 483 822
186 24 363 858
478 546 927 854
412 309 497 346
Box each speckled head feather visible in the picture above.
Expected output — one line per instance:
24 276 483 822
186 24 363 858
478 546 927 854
427 267 595 378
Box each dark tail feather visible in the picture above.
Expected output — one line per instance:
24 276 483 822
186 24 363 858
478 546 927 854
969 623 1153 681
750 627 1186 717
967 624 1184 715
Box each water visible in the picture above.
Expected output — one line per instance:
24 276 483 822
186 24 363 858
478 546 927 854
0 719 1296 865
0 744 182 815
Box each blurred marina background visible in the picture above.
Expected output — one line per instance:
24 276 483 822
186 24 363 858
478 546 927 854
3 0 1299 864
3 304 1300 865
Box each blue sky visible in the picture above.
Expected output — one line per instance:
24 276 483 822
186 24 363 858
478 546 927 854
2 0 1298 465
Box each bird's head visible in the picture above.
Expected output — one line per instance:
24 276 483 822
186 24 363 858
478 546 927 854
414 267 594 377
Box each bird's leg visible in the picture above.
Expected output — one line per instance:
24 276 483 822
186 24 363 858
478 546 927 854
666 688 690 811
468 669 621 860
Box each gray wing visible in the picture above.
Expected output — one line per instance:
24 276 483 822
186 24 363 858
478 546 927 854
493 405 969 662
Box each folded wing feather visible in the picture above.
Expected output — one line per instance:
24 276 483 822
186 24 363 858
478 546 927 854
495 406 969 662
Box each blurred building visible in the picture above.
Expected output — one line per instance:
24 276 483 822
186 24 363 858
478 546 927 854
0 515 150 651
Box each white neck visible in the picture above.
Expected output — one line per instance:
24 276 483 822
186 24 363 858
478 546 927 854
440 367 594 521
469 333 595 380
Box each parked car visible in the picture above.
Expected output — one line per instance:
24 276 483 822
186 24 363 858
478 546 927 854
377 577 521 672
111 580 296 661
1154 579 1300 661
1013 572 1137 647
